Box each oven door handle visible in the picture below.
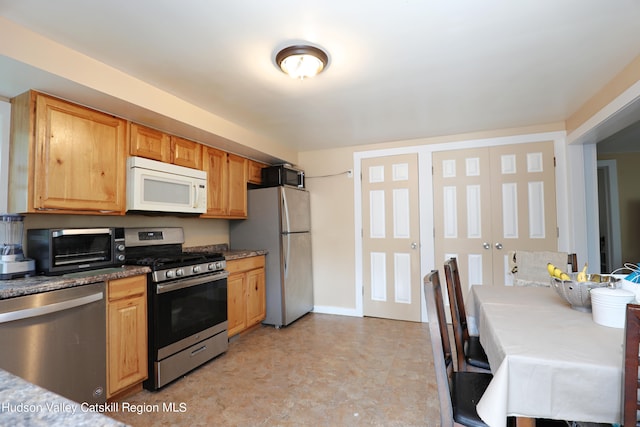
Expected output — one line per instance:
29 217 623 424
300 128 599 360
156 271 229 294
52 228 112 237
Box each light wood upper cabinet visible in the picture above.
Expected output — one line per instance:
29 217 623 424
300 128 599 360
248 160 266 185
202 146 228 217
202 147 247 218
129 124 201 169
129 123 171 163
170 136 202 169
227 153 248 218
106 275 148 398
9 91 127 215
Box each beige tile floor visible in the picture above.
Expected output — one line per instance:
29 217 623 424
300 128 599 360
107 313 442 426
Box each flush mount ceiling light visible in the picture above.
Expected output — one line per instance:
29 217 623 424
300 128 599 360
275 45 329 80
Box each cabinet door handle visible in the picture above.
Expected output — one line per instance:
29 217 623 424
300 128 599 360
495 243 503 250
483 242 491 250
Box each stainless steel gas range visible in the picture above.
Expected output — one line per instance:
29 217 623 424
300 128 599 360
124 227 228 390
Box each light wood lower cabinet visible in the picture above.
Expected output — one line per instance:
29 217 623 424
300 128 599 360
227 256 266 337
106 275 148 398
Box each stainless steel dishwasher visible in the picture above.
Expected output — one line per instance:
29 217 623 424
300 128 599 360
0 282 106 404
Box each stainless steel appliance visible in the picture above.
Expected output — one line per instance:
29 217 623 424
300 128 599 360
124 227 228 390
27 227 125 275
0 282 106 404
261 164 305 189
0 214 35 279
126 156 207 214
230 186 313 327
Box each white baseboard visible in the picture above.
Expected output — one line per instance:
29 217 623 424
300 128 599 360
312 305 361 317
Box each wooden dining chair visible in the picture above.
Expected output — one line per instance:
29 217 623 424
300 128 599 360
624 303 640 426
443 258 491 372
424 270 493 427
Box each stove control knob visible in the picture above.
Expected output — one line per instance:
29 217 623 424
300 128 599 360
207 263 215 271
193 265 201 274
176 268 184 277
166 270 175 279
216 261 223 270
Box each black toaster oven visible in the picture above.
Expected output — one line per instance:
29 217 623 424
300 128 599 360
27 227 125 275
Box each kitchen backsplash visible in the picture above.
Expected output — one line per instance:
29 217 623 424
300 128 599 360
21 213 229 249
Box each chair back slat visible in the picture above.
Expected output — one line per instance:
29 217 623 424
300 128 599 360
568 253 578 272
424 270 454 426
624 303 640 426
444 258 467 371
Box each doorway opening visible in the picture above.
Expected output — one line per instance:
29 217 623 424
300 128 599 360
597 159 622 272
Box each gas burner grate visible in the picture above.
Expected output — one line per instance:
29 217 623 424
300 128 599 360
127 252 225 271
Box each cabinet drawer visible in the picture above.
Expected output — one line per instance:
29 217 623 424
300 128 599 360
226 256 265 274
108 275 147 301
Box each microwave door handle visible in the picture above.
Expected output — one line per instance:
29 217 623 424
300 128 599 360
193 184 197 208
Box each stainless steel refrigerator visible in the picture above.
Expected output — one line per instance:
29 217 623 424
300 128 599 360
229 186 313 327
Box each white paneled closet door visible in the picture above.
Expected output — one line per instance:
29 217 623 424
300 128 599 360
362 154 421 322
433 141 557 292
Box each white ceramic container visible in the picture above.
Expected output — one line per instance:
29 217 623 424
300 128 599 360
590 287 635 328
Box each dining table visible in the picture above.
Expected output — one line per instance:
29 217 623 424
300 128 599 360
466 284 624 427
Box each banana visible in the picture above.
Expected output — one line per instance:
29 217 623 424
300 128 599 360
576 262 588 282
547 262 570 280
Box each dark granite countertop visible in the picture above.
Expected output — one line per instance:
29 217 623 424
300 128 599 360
0 243 266 300
0 369 129 427
0 266 151 300
222 249 268 260
184 244 267 261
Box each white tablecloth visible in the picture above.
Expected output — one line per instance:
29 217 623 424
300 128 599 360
467 285 624 427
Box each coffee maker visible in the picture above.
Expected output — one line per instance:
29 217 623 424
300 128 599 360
0 214 35 279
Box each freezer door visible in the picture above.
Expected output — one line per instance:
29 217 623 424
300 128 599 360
281 231 313 326
281 187 310 233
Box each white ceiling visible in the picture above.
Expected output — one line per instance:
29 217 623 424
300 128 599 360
1 0 640 154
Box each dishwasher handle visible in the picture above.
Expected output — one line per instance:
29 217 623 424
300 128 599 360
0 291 104 324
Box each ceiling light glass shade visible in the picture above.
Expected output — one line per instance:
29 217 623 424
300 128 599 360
276 45 328 79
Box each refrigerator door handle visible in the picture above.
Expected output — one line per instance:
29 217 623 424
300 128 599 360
282 189 291 278
284 233 290 279
282 188 291 233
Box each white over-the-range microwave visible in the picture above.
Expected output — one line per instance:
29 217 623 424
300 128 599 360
126 156 207 214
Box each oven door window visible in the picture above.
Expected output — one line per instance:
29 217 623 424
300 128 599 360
155 278 227 349
52 231 112 267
